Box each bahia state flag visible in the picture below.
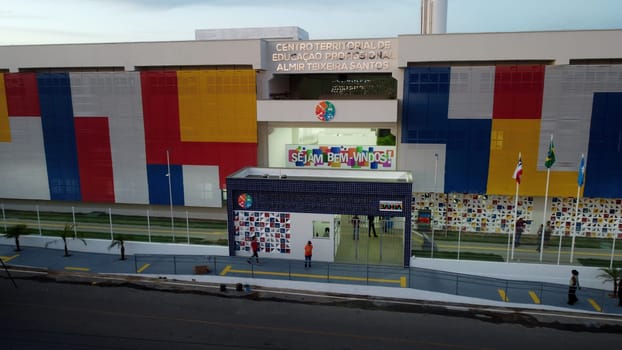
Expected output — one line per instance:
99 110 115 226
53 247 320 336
577 154 585 187
544 138 556 168
512 154 523 184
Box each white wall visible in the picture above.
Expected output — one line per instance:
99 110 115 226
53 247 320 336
289 213 335 262
411 257 608 290
398 30 622 65
268 127 293 167
0 40 263 72
257 100 397 123
398 143 446 193
1 235 228 256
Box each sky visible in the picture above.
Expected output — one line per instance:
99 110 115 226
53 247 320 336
1 0 621 45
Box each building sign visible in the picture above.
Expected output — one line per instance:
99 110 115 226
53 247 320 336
379 201 403 212
286 145 396 170
268 39 396 74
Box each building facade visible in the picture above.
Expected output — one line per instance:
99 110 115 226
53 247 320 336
1 29 621 257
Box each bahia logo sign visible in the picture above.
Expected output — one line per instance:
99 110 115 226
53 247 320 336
315 101 335 122
237 193 253 209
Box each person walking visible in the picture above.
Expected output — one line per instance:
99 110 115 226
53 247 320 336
247 236 260 264
536 221 552 251
368 215 378 238
514 217 525 247
568 269 580 305
351 215 360 240
304 241 313 268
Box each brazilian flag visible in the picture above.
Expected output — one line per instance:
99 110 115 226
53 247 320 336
545 139 556 168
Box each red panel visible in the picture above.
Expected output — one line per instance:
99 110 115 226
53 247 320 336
74 117 115 203
4 73 41 117
140 71 257 188
492 65 545 119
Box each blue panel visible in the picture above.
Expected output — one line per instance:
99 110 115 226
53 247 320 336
584 93 622 198
147 164 185 205
445 119 491 194
402 67 450 143
37 73 81 201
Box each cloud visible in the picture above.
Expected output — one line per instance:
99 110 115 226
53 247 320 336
90 0 400 11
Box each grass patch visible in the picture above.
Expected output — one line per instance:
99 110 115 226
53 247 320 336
418 230 621 250
18 229 228 246
577 258 622 268
412 250 505 262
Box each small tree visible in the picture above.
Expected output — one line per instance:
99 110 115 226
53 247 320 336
4 224 28 251
109 235 127 260
45 223 86 257
597 267 622 297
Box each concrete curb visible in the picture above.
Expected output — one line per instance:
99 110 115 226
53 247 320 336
2 265 621 333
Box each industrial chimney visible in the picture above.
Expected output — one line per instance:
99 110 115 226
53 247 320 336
421 0 447 34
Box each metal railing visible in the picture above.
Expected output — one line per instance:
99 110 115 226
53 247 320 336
132 254 618 314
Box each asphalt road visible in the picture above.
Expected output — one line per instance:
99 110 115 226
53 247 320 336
1 278 620 350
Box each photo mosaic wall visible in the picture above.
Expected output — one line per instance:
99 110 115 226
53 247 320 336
234 210 292 254
414 193 534 234
550 197 622 238
413 193 622 238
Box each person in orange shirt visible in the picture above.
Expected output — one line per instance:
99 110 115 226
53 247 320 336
304 241 313 268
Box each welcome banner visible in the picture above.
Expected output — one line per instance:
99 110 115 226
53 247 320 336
286 145 396 170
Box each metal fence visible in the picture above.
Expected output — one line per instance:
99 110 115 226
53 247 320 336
1 203 227 245
132 254 618 314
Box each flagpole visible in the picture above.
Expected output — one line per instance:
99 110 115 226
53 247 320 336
540 135 554 262
570 154 585 264
511 181 519 260
510 152 522 262
609 225 617 269
569 185 581 263
540 169 550 262
556 218 563 265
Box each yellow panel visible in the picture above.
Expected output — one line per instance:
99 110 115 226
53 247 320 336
0 74 11 142
487 119 581 197
177 70 257 143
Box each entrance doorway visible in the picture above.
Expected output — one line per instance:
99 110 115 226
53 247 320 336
334 215 404 265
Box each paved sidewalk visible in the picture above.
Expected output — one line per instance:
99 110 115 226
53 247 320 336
3 243 622 318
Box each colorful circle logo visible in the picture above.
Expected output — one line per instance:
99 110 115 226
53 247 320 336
315 101 336 122
237 193 253 209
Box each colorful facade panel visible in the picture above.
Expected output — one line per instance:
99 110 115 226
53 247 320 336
402 65 622 198
74 117 115 203
182 165 221 207
492 65 545 119
487 119 579 196
38 73 81 201
140 71 257 188
0 70 258 207
0 117 50 200
586 92 622 198
3 73 40 117
0 75 9 142
403 67 489 194
448 66 494 120
70 72 150 204
177 70 257 143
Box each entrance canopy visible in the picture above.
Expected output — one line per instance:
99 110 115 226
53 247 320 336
226 167 413 266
